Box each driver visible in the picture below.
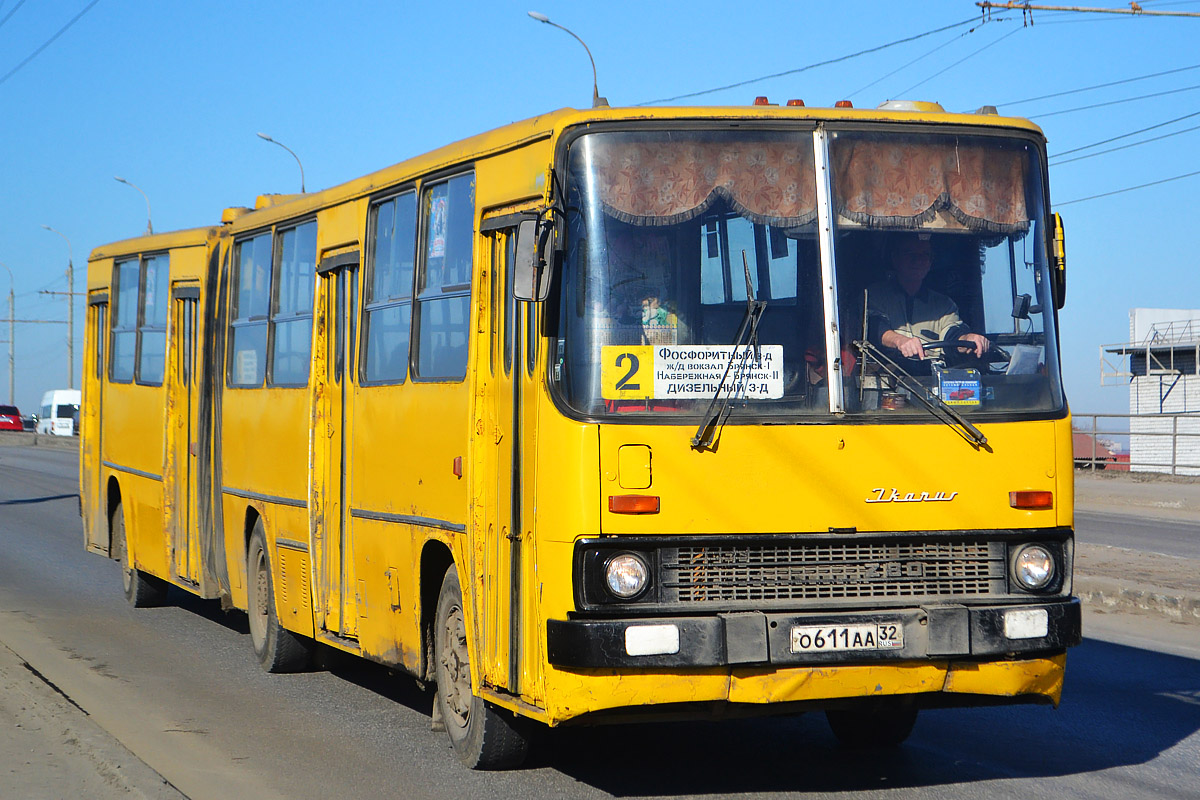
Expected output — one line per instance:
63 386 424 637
867 233 989 361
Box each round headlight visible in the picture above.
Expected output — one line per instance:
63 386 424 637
1013 545 1055 590
604 553 650 599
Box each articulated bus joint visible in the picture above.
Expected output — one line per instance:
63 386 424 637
546 599 1081 669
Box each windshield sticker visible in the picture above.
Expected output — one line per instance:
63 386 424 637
601 345 784 400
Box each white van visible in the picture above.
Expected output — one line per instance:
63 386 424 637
37 389 81 436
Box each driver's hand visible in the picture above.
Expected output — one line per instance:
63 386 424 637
958 332 989 358
897 335 925 359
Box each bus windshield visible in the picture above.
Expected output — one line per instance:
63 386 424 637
552 127 1064 421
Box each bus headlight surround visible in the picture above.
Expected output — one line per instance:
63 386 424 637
604 553 650 600
1012 544 1055 590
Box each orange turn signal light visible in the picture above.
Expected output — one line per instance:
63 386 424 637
609 495 660 514
1009 491 1053 510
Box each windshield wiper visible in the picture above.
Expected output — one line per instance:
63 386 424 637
692 252 766 450
852 338 989 449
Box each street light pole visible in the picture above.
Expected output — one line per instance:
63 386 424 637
114 176 154 235
256 133 307 193
41 225 75 389
0 261 13 405
527 12 609 108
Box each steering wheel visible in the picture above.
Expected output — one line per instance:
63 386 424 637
922 338 1011 367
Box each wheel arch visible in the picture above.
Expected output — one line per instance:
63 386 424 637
420 538 455 682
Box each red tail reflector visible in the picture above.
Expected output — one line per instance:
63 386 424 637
1009 491 1052 509
754 96 770 105
835 100 853 108
787 99 805 107
452 456 462 478
609 495 660 514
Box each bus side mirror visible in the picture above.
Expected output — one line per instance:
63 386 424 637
513 217 552 302
1051 212 1066 309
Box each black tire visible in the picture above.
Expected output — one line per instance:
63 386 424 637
111 502 167 608
434 565 529 769
825 703 918 748
246 521 311 673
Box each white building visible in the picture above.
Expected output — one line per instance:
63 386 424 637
1101 308 1200 475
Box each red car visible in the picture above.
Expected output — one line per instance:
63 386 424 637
0 405 21 431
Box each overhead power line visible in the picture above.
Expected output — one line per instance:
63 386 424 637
848 31 968 100
893 25 1022 97
995 62 1200 108
1057 168 1200 206
978 1 1200 17
1050 121 1200 164
0 0 28 32
0 0 102 88
1028 82 1200 118
638 14 988 106
1051 108 1200 156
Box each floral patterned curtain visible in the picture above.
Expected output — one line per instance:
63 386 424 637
592 139 818 227
832 139 1029 234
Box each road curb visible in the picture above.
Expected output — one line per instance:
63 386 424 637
1075 576 1200 625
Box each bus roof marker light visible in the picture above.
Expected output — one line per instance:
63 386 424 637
834 100 853 108
527 12 609 108
754 96 770 105
787 99 805 107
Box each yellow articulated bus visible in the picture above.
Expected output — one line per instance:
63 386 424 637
82 98 1080 769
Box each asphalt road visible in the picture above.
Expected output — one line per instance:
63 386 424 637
1 445 1198 800
1076 510 1200 560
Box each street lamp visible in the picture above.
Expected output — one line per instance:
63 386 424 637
527 12 609 108
113 176 154 235
256 132 306 193
40 225 75 389
0 261 13 404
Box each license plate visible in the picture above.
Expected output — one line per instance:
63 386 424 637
790 623 904 653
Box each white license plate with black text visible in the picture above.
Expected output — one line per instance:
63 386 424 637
790 623 904 653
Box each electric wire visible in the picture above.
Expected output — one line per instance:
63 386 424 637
637 14 986 106
1057 169 1200 206
1029 82 1200 118
996 63 1200 109
0 0 26 32
1051 122 1200 165
0 0 102 88
846 30 968 100
893 25 1022 97
1051 109 1200 157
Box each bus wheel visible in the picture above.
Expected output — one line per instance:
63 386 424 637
246 521 310 673
825 703 918 748
112 502 167 608
434 565 529 769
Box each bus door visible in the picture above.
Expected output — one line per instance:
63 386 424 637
313 249 360 640
167 283 201 584
481 224 538 696
83 293 109 554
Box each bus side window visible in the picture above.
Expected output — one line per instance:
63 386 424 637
270 221 317 386
111 259 139 382
363 191 417 383
414 173 474 380
228 233 273 387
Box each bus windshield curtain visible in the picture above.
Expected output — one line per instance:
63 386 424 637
590 136 1029 235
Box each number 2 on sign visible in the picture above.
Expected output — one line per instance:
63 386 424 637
600 345 652 399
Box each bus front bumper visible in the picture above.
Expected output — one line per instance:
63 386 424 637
547 599 1081 669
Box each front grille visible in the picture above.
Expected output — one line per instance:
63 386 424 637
662 540 1007 604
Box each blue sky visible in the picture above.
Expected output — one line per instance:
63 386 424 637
1 0 1197 415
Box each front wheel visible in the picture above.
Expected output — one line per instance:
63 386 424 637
434 565 529 769
825 702 918 748
111 502 167 608
246 521 311 673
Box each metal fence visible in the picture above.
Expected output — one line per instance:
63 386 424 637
1072 412 1200 476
